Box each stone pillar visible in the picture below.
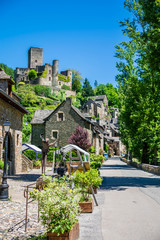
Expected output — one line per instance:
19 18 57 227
52 60 59 87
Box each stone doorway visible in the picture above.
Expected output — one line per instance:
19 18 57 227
3 133 14 175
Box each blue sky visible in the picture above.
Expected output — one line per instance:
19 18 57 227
0 0 130 87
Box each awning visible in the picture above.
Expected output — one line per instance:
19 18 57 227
22 143 42 153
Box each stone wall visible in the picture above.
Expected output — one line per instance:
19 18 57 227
45 99 92 147
0 98 23 174
31 124 45 148
28 47 43 68
121 158 160 175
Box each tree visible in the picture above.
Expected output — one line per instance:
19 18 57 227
94 80 98 88
0 63 14 79
71 69 83 92
116 0 160 164
68 125 91 151
28 69 37 80
81 78 94 98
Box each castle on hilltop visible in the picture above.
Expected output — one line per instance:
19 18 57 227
15 47 73 92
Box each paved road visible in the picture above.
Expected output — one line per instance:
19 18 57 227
100 157 160 240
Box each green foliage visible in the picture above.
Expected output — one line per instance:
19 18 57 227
81 78 94 99
89 146 96 153
0 160 4 170
34 85 51 97
90 154 104 170
57 90 66 102
62 84 70 90
58 74 70 82
33 176 80 235
105 144 109 153
72 169 102 201
33 160 41 167
116 0 160 164
71 69 83 92
41 69 47 78
23 149 41 160
28 69 37 80
0 63 14 78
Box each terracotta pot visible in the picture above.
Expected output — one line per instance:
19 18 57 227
47 222 79 240
33 166 41 169
79 199 94 213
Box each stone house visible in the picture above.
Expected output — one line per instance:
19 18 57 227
0 69 29 175
31 98 104 154
81 95 108 121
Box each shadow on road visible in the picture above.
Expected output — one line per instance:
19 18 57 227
100 176 160 191
101 164 137 170
8 174 41 182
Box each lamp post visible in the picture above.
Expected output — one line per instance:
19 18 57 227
0 119 11 201
54 141 58 173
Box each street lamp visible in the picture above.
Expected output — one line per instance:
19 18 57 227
54 141 58 173
0 119 11 201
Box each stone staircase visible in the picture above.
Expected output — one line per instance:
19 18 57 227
22 154 33 172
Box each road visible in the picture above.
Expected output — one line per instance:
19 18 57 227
100 157 160 240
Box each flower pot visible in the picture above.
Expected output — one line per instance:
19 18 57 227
47 222 79 240
79 199 94 213
33 166 41 169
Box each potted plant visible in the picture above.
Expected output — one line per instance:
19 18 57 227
32 176 80 240
33 160 41 169
72 169 102 212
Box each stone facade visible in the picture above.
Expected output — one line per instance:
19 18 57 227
0 69 28 175
28 47 43 69
31 98 103 154
15 47 74 93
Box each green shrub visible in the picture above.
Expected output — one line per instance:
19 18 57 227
0 160 4 170
41 69 47 78
33 160 41 167
62 84 70 90
89 146 96 153
28 69 37 80
72 169 102 202
23 149 41 160
31 176 80 235
90 154 104 169
58 74 70 82
34 85 51 97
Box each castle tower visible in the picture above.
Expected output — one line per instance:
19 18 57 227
52 60 59 87
28 47 43 69
60 70 72 81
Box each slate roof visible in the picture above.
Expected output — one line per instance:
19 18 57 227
0 68 14 84
31 110 53 124
90 95 107 101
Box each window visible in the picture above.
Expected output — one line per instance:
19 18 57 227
59 82 61 85
35 60 37 63
49 70 51 74
52 131 58 139
49 77 51 81
17 134 19 146
58 113 63 121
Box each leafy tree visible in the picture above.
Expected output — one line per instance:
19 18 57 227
68 125 91 151
28 69 37 80
116 0 160 164
81 78 94 98
71 69 83 92
94 80 98 88
0 63 14 79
